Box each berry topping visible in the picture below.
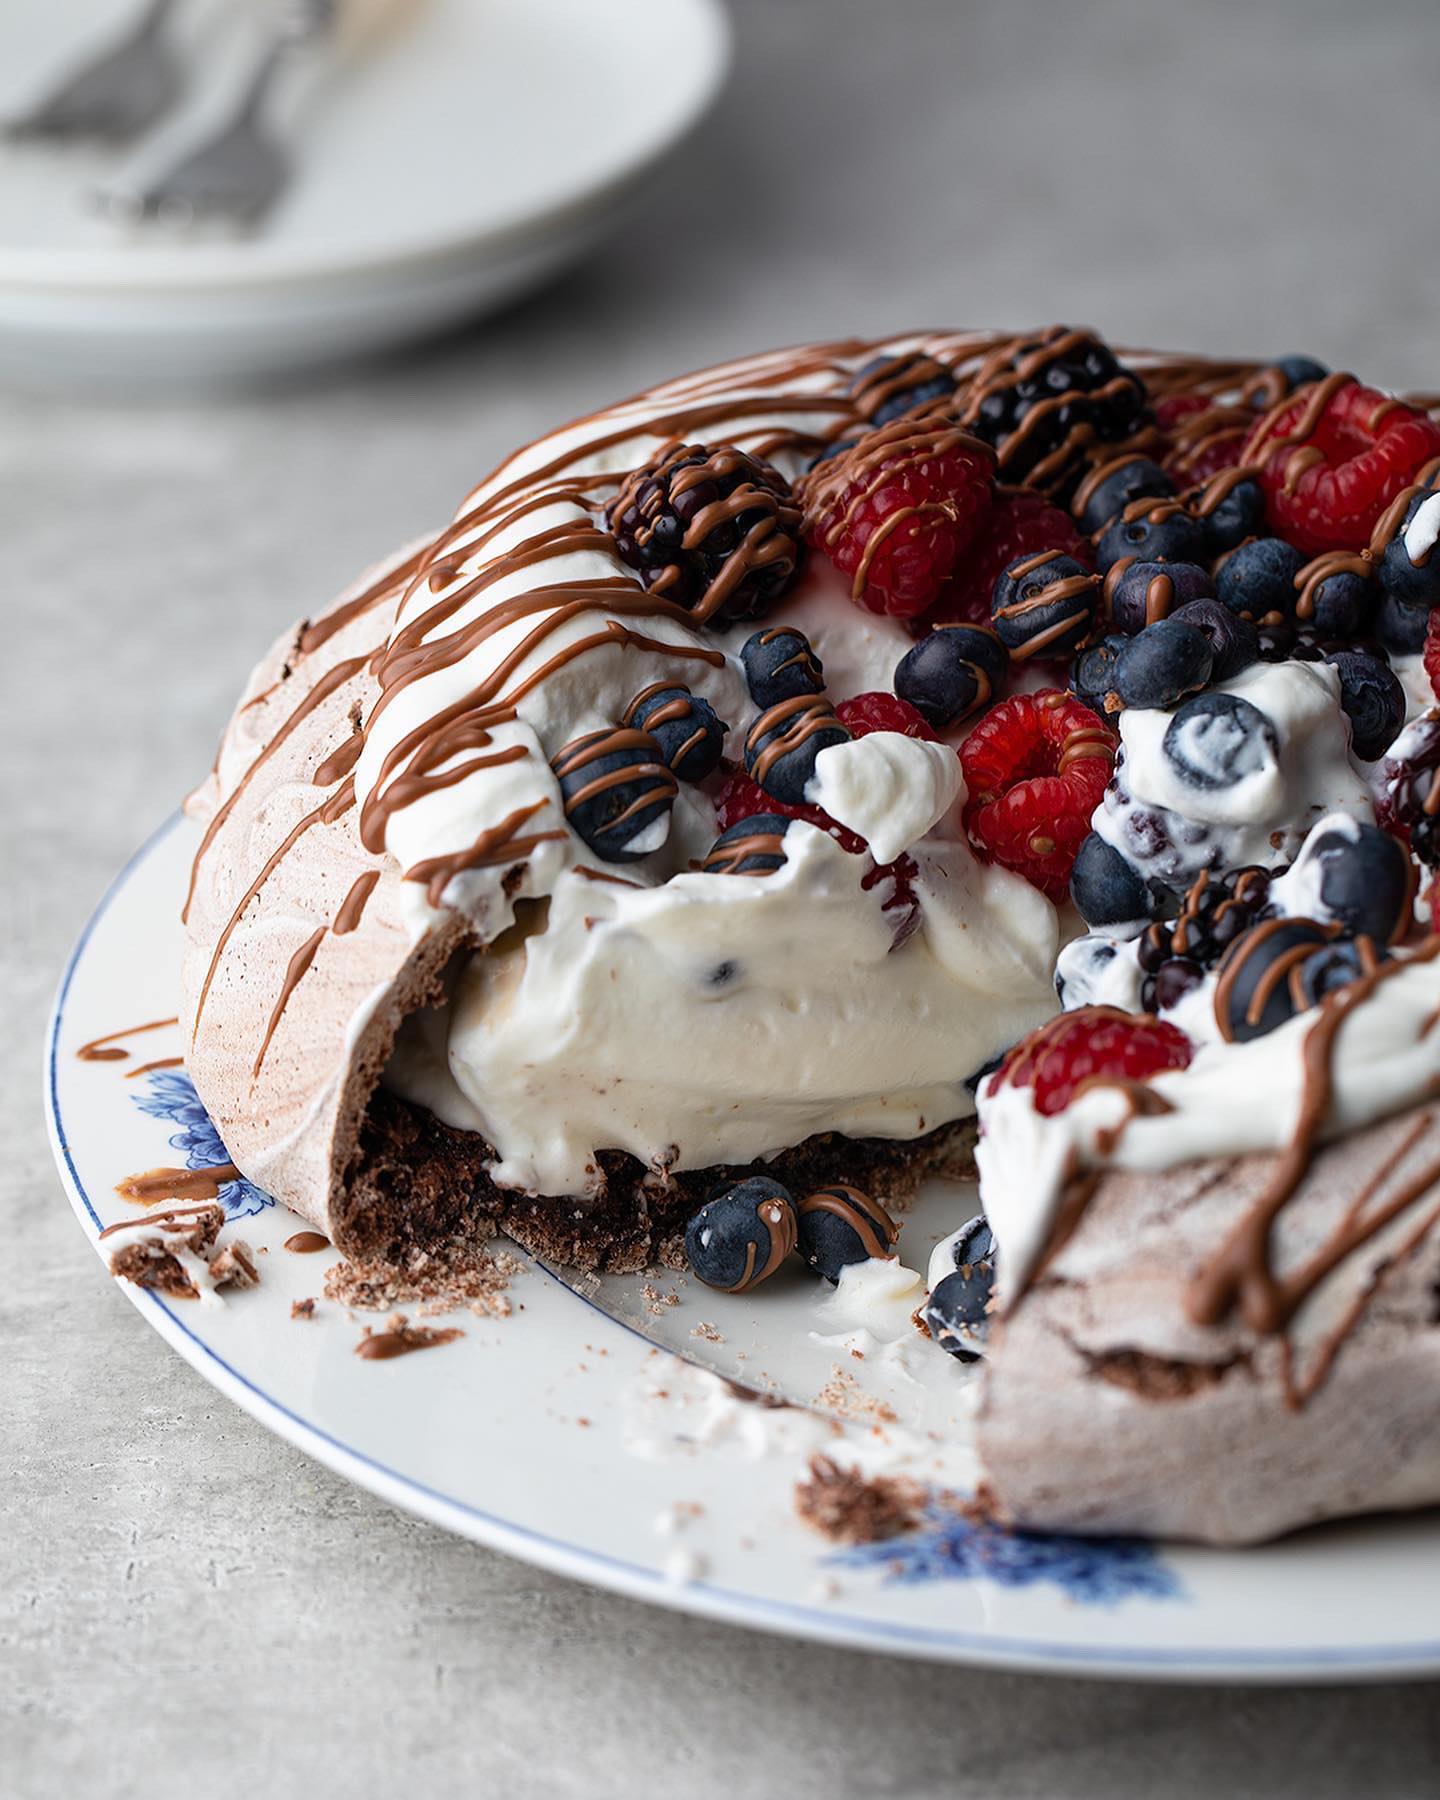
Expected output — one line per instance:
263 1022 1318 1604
961 326 1151 496
1133 865 1276 1012
1069 634 1128 715
927 484 1091 628
994 1006 1192 1116
1158 399 1254 488
1243 377 1440 555
1189 472 1267 555
1162 691 1279 793
833 689 939 740
922 1216 996 1362
1374 711 1440 864
1296 562 1378 638
990 550 1101 662
796 1185 899 1283
1093 497 1209 573
895 624 1009 729
1242 355 1330 409
1378 487 1440 608
1286 820 1414 945
1111 617 1214 711
1426 610 1440 702
1072 454 1175 535
607 441 804 623
740 626 825 709
960 691 1117 901
684 1177 798 1292
800 416 995 618
1070 830 1156 927
701 812 794 876
1104 558 1214 635
551 726 677 863
848 349 957 427
1375 589 1432 656
1169 597 1260 683
1322 649 1405 761
1214 536 1306 624
744 696 850 805
1214 918 1362 1043
621 684 728 783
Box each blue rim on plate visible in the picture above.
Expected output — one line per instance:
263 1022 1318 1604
44 812 1440 1680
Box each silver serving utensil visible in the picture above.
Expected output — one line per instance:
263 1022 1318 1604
100 0 335 227
4 0 182 143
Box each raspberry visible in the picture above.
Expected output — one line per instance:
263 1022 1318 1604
960 691 1116 901
925 486 1091 629
801 416 994 618
1424 609 1440 702
1373 711 1440 866
1243 378 1440 555
834 691 939 740
1152 392 1209 433
993 1006 1193 1117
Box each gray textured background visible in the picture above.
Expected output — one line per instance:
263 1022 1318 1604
7 1 1440 1794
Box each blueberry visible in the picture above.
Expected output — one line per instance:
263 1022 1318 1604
1379 490 1440 609
1070 831 1154 927
1170 597 1259 683
950 1213 997 1270
1297 938 1388 1009
1375 589 1432 655
1113 618 1213 710
743 698 850 804
895 624 1009 728
1323 650 1406 761
1162 692 1279 792
990 551 1100 661
702 813 793 876
1073 455 1175 535
1069 634 1128 713
551 726 676 863
622 685 728 782
1257 619 1299 662
1215 537 1306 624
740 626 825 709
1217 919 1334 1042
1093 500 1209 573
923 1216 997 1361
809 435 862 470
1106 559 1214 635
1301 567 1377 639
796 1184 899 1283
1242 355 1329 407
1195 475 1267 555
1299 821 1413 944
684 1177 798 1292
849 350 956 427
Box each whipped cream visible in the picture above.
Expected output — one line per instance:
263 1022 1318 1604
805 731 964 864
1403 492 1440 565
976 949 1440 1298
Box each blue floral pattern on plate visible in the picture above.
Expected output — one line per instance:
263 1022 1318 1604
131 1068 273 1220
828 1499 1181 1604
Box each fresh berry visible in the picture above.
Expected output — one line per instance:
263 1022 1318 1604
684 1177 798 1291
1243 378 1440 555
1161 690 1279 796
1285 819 1413 944
621 685 727 783
1153 391 1210 434
1323 650 1405 761
1112 618 1213 711
1170 597 1260 683
990 550 1101 662
995 1006 1192 1116
1072 454 1175 535
740 626 825 709
1426 609 1440 700
744 697 850 804
833 690 939 741
551 727 676 862
894 625 1008 729
922 1216 996 1361
1214 536 1306 624
1215 919 1341 1042
1069 634 1128 714
1378 487 1440 608
801 417 995 617
963 326 1151 495
1241 355 1330 409
1298 565 1377 638
1297 938 1385 1008
926 485 1092 628
1134 865 1277 1011
796 1185 899 1283
701 811 794 876
1070 830 1155 927
1374 712 1440 864
849 350 956 427
1191 473 1267 555
1159 399 1254 487
1376 590 1431 656
607 442 804 624
1093 498 1209 573
961 691 1117 901
1105 558 1214 635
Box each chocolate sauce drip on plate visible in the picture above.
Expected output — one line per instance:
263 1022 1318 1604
77 1017 178 1062
284 1230 331 1253
115 1163 240 1205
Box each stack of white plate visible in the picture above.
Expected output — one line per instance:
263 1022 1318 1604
0 0 729 386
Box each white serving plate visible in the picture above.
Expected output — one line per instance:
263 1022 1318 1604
0 0 729 384
45 813 1440 1680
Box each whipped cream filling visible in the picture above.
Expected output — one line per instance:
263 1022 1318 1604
388 822 1058 1195
975 950 1440 1299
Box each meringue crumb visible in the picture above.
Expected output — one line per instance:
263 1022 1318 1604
689 1321 724 1342
812 1365 898 1425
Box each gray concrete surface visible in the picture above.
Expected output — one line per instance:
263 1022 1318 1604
6 0 1440 1794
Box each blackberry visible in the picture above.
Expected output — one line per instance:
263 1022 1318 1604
1135 865 1277 1014
607 441 804 625
963 326 1151 498
1375 713 1440 866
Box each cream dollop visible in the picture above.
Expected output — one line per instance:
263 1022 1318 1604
806 731 964 864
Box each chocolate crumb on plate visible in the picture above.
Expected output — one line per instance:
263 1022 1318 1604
794 1454 925 1545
